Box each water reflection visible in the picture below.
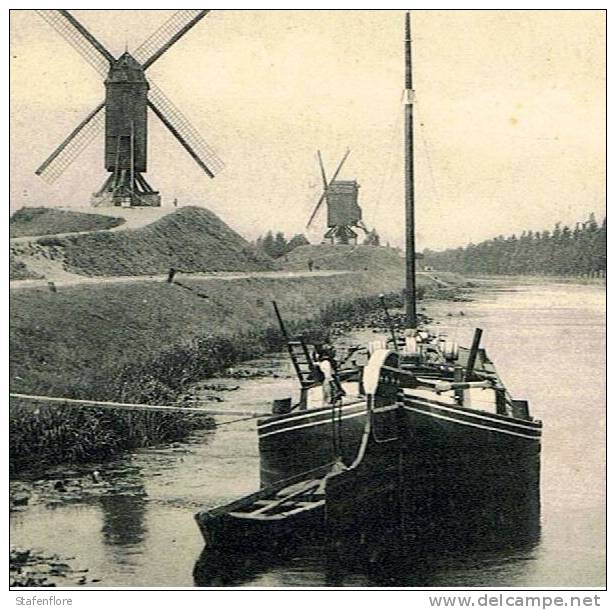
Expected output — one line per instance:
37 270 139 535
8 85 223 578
99 493 148 547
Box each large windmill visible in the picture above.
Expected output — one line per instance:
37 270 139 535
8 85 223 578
35 10 224 207
306 149 366 245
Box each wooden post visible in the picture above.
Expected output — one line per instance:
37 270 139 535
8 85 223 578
465 328 483 381
495 387 507 415
454 365 464 404
379 293 398 348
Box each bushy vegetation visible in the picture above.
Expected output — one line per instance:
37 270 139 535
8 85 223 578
319 290 422 326
10 207 124 238
254 231 310 259
423 213 607 277
254 229 383 258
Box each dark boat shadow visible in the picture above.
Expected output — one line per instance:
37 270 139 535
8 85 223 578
193 545 295 587
354 525 542 587
193 506 541 587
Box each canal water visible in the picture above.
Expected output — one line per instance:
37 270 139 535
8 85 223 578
10 280 606 587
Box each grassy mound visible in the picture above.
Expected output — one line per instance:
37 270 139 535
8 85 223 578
281 244 405 273
38 206 274 277
10 207 125 238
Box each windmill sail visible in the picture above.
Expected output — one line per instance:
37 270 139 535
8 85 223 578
306 149 351 228
148 82 224 177
35 102 105 183
35 10 111 76
133 10 211 69
35 9 223 201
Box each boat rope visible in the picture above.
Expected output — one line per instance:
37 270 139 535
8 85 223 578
9 392 263 422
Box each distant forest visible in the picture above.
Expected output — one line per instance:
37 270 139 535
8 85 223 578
422 213 606 277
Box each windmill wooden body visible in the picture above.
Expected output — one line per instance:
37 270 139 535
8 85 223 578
35 10 224 207
306 150 366 245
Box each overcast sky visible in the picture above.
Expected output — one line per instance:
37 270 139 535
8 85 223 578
10 9 605 249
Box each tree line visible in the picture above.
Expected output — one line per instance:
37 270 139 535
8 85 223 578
254 232 310 259
422 213 606 277
255 228 382 258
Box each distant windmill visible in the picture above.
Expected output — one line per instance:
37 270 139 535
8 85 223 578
35 10 224 207
306 149 366 245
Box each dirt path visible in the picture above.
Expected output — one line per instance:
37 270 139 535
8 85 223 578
10 269 354 291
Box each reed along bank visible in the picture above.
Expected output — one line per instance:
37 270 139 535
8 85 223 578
10 268 468 474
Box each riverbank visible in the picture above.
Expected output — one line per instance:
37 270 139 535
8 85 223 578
9 281 606 587
10 269 470 475
11 269 471 401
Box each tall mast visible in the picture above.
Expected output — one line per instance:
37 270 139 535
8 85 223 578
404 11 417 328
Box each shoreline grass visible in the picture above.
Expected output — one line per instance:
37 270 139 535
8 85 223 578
9 403 213 477
9 271 456 476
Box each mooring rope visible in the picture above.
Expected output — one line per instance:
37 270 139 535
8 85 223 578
9 392 263 421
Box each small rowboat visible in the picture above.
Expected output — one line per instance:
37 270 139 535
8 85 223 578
195 464 343 550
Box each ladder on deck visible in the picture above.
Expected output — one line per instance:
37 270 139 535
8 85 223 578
272 301 321 405
287 339 320 389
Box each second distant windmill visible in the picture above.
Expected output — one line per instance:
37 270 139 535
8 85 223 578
35 10 224 208
306 149 367 245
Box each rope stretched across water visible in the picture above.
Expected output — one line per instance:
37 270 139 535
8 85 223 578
9 392 264 426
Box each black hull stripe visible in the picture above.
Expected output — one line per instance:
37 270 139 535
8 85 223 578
402 395 542 433
257 400 365 430
403 405 541 441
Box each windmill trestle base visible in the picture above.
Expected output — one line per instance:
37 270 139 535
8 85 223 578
91 171 161 208
90 191 161 208
324 225 358 245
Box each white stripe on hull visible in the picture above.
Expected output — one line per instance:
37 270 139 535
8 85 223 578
258 408 368 439
258 398 540 442
258 405 399 439
257 400 365 430
403 405 541 441
403 394 542 431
